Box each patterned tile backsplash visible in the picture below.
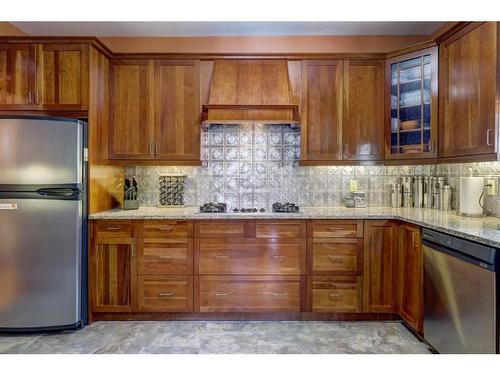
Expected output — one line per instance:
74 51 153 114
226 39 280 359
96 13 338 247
124 123 500 215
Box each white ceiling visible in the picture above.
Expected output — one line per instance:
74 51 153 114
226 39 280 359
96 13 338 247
11 21 446 37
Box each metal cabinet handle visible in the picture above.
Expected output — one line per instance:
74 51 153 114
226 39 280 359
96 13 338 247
272 292 288 298
35 91 40 104
327 255 343 263
411 232 418 248
28 90 33 104
131 243 135 257
158 292 175 297
149 143 154 156
155 143 159 156
215 254 229 259
215 292 229 297
157 226 174 232
328 293 342 298
157 255 172 261
271 255 286 260
487 129 493 146
106 226 121 230
327 227 343 231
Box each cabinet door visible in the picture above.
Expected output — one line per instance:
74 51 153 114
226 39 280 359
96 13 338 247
91 238 137 313
154 60 201 161
36 44 89 109
440 22 497 158
363 220 399 313
343 60 384 161
301 60 343 163
0 44 36 109
399 224 423 333
109 60 154 159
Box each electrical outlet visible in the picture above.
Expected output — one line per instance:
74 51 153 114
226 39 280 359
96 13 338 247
486 178 498 196
349 180 358 193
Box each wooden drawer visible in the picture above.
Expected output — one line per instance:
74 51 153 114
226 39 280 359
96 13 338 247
139 220 192 238
93 221 135 238
198 276 302 312
309 238 363 275
138 276 193 312
138 238 193 275
194 220 254 238
308 220 363 238
308 276 362 312
197 238 306 275
256 220 306 238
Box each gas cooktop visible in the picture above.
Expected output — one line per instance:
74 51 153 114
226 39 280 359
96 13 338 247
198 202 300 214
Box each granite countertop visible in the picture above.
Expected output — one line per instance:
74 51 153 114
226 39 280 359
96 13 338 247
90 206 500 247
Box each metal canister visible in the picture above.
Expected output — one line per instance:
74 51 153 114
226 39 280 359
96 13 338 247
440 185 453 211
423 176 432 208
413 176 425 208
431 176 447 210
390 183 403 207
402 176 414 207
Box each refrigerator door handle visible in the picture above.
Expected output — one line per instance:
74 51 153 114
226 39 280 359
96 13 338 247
36 188 81 199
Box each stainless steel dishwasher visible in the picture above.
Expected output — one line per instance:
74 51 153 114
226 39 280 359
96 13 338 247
422 228 499 353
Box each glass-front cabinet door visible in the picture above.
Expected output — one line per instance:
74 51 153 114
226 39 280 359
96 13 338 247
386 47 438 160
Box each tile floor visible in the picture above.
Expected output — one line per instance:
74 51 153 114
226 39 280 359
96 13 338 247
0 321 431 354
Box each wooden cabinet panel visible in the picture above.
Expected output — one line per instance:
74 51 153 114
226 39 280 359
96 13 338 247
139 238 193 275
255 220 306 238
309 238 363 275
154 60 200 161
91 238 137 312
343 60 384 161
308 220 363 238
399 223 423 332
138 276 193 312
93 221 135 238
0 43 36 110
440 22 498 158
308 276 363 312
198 276 302 312
194 220 255 238
301 60 343 163
139 220 192 238
198 238 306 275
36 44 89 109
109 60 154 159
363 220 399 313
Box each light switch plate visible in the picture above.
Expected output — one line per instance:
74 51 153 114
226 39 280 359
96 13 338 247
486 178 498 196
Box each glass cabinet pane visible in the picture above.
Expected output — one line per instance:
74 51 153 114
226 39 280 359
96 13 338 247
387 47 437 158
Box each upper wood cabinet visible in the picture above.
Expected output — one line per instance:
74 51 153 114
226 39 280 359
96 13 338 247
343 60 385 161
154 60 201 161
36 44 89 110
398 223 423 333
0 43 36 110
439 22 498 159
386 47 438 160
363 220 399 313
301 60 343 163
109 60 154 159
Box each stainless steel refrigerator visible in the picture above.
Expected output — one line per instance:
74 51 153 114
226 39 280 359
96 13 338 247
0 116 87 332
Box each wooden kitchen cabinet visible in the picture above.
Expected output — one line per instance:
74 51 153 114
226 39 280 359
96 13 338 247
90 237 138 313
300 60 343 164
398 223 423 333
363 220 399 313
343 60 385 161
386 47 438 160
0 43 36 110
36 44 89 110
307 276 363 313
109 60 154 159
439 22 498 159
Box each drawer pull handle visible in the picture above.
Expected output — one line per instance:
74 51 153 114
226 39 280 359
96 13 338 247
272 292 288 298
327 227 343 230
157 255 172 261
157 226 174 232
327 255 343 263
215 254 229 259
158 292 175 297
328 293 342 298
106 226 121 231
215 292 229 297
271 255 286 260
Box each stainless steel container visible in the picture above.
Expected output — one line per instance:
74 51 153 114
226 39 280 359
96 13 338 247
423 176 432 208
440 185 453 211
413 176 425 208
390 183 403 207
402 176 414 207
431 176 447 210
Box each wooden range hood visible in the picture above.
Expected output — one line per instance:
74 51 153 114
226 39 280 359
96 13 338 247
202 60 299 125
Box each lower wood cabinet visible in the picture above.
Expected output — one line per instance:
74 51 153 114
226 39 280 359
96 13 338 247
398 223 423 333
138 238 193 275
91 237 137 313
197 276 303 312
138 275 193 312
307 276 363 313
308 238 363 275
363 220 399 313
